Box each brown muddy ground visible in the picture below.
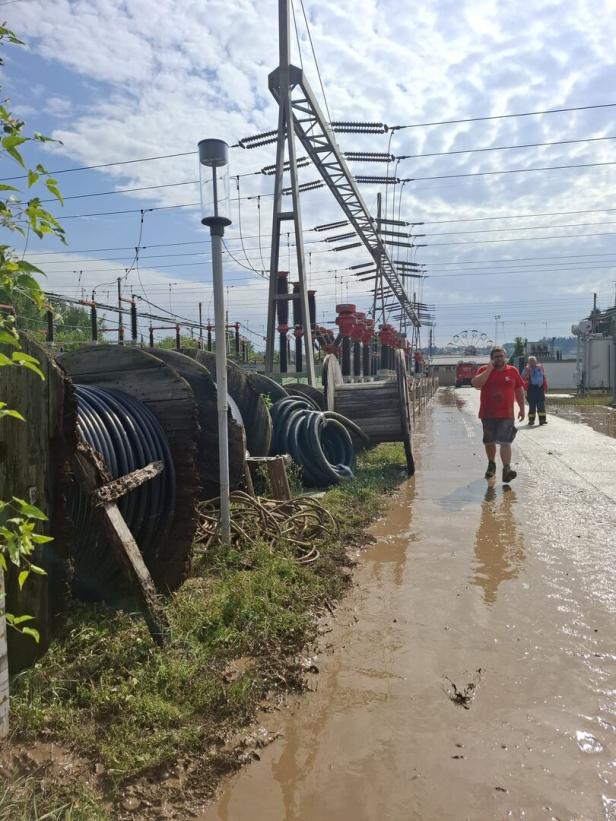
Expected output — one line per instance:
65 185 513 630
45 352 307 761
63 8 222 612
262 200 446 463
203 387 616 821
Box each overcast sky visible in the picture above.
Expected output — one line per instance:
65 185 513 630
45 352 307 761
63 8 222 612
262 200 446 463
2 0 616 348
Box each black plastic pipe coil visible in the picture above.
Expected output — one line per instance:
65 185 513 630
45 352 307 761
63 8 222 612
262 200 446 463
69 384 176 593
270 396 366 486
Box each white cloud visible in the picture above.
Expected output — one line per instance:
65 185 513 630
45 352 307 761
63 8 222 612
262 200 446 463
5 0 616 344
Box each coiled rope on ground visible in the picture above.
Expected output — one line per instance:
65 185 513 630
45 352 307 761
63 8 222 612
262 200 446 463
270 397 369 486
194 491 339 564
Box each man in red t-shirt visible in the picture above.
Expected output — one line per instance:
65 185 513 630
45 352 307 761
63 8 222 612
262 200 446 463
471 346 526 483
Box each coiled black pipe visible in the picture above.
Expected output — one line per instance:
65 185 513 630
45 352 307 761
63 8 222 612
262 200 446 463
270 397 367 486
69 385 176 596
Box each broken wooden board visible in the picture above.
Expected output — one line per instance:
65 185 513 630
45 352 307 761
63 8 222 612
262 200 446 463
70 443 169 646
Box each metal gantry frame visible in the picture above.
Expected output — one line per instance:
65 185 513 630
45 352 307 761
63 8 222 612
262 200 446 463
265 0 420 381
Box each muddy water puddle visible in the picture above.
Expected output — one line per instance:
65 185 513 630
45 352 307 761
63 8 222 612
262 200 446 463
204 390 616 821
551 403 616 439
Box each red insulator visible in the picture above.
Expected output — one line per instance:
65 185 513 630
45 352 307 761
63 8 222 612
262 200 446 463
350 319 364 342
335 303 356 314
336 314 355 337
277 323 289 334
294 324 303 339
324 343 339 355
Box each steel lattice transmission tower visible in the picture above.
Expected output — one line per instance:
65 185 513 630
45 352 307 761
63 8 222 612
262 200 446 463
264 0 420 383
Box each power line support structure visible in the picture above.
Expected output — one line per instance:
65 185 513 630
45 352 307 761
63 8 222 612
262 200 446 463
265 26 420 358
265 0 316 386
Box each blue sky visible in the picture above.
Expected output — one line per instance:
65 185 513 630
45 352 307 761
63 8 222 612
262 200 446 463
2 0 616 347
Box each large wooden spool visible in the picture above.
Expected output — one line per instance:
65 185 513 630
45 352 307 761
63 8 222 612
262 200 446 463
323 349 415 475
153 348 246 494
183 349 272 458
58 345 202 592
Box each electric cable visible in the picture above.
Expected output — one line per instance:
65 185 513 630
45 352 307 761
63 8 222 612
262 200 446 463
69 384 176 596
298 0 332 123
390 102 616 131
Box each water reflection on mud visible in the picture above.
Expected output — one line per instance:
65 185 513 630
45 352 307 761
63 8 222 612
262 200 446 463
472 486 525 605
552 403 616 439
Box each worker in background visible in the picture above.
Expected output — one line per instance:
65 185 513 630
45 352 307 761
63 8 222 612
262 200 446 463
471 346 526 483
522 355 548 426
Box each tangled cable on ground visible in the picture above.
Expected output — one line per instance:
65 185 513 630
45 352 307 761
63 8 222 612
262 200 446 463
194 491 339 564
270 397 369 486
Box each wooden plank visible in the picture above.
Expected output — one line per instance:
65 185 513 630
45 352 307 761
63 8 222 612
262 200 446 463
1 336 76 673
269 457 291 501
70 444 169 646
0 571 8 740
92 461 163 507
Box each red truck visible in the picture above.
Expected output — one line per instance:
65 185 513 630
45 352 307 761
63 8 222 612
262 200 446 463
455 360 480 388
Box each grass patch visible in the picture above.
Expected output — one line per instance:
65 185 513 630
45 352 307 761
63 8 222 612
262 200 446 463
5 442 408 817
547 391 613 406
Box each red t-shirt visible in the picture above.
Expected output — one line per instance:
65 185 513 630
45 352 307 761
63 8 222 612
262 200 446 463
477 364 524 419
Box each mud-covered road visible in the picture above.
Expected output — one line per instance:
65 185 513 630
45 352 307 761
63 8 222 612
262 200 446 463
204 388 616 820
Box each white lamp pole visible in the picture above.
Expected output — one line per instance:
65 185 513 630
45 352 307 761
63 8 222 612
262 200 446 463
199 138 232 543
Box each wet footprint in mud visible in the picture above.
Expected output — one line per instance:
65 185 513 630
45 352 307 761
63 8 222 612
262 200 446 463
442 668 483 709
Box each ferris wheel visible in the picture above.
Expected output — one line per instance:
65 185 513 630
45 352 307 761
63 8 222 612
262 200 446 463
446 330 492 351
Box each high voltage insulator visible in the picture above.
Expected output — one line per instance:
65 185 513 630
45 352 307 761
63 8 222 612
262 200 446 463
377 229 413 238
376 217 410 226
344 151 395 162
356 175 400 185
348 262 374 270
237 129 279 149
395 259 424 267
323 232 357 242
331 121 388 134
261 157 310 175
282 180 324 195
314 219 350 232
333 242 363 251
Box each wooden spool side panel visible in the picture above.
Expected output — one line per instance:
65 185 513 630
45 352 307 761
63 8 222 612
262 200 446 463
153 349 246 496
395 350 415 476
58 345 200 591
334 382 403 441
0 337 77 672
189 350 272 457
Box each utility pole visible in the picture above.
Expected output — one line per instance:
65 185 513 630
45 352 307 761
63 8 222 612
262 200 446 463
198 301 203 349
264 0 316 386
117 277 124 344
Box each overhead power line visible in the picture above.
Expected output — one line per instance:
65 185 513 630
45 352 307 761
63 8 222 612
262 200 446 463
402 159 616 184
396 134 616 160
418 206 616 225
391 102 616 131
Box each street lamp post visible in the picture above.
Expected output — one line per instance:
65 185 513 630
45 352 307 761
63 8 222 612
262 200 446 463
199 138 232 543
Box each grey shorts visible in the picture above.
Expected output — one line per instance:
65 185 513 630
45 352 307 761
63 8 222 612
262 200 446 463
482 418 517 445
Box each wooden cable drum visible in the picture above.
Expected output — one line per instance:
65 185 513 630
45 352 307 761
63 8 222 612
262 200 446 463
282 382 325 410
245 371 288 406
182 349 272 457
0 336 77 673
323 349 415 476
152 349 246 494
58 345 201 592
